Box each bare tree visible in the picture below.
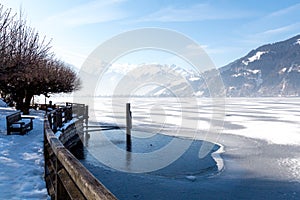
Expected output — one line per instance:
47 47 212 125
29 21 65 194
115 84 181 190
0 5 15 98
0 4 81 114
20 58 81 113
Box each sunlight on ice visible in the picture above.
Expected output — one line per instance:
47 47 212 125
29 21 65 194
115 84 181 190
278 157 300 181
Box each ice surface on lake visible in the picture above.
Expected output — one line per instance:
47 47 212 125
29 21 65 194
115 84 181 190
279 157 300 180
225 98 300 145
84 97 300 146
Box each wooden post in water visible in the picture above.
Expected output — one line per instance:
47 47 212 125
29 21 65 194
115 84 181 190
126 103 132 151
84 105 90 145
84 105 89 130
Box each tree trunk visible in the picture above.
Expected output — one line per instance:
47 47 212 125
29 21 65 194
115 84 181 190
15 96 24 111
22 93 33 115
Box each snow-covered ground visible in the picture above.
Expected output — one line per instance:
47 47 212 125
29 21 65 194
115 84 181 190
0 107 48 200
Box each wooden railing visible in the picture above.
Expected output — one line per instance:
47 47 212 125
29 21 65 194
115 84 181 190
66 102 88 120
47 103 88 133
44 104 117 200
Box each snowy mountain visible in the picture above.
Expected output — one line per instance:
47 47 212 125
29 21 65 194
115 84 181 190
217 35 300 97
97 63 204 96
142 64 203 97
97 35 300 97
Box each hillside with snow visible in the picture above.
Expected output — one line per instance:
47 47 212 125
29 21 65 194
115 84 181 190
215 34 300 97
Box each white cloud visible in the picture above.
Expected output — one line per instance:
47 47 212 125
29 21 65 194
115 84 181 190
139 3 252 22
52 45 87 69
258 23 300 36
237 2 300 49
47 0 127 26
268 3 300 17
241 22 300 46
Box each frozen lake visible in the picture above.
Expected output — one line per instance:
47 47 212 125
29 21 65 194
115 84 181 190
54 97 300 199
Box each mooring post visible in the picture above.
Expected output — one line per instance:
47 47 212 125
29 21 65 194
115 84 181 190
84 105 90 145
84 105 89 130
126 103 132 151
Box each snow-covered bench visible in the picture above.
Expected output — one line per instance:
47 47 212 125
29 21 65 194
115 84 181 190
6 112 34 135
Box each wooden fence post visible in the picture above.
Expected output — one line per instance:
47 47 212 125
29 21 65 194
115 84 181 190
53 111 57 133
56 110 62 128
126 103 132 152
85 105 89 128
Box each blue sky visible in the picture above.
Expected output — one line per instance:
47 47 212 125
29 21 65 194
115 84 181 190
1 0 300 68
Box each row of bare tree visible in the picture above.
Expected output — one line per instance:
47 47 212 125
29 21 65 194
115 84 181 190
0 4 80 114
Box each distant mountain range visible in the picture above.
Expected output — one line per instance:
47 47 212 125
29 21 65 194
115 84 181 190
95 34 300 97
145 34 300 97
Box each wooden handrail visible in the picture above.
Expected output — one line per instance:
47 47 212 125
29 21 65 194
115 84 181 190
47 104 88 133
44 116 117 200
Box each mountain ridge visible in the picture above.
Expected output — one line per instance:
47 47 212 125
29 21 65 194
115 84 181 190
217 34 300 97
96 34 300 97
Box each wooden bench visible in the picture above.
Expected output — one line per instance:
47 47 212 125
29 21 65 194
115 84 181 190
6 112 35 135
